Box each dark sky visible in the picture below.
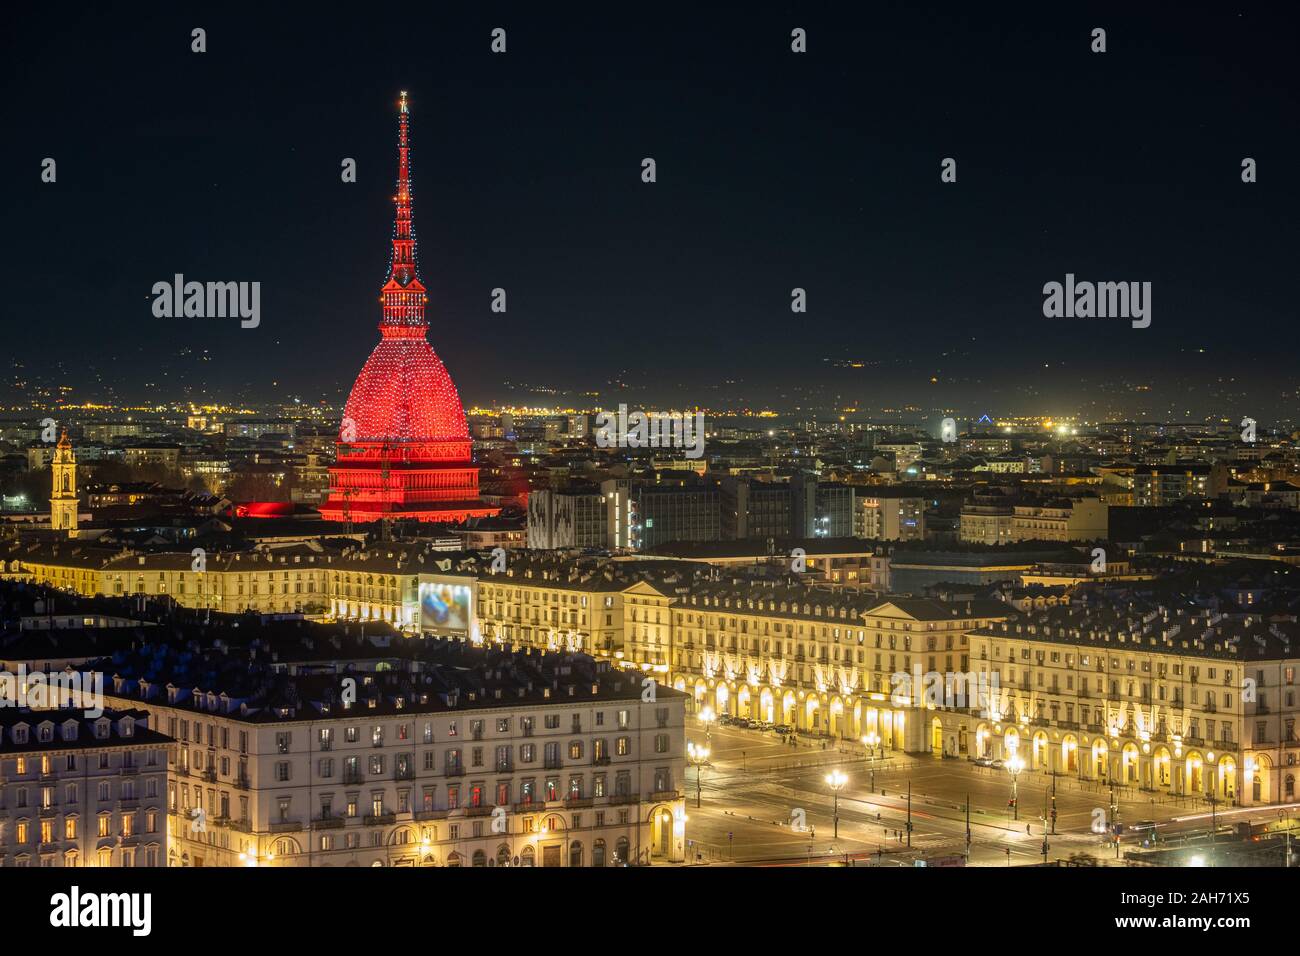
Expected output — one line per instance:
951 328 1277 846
3 2 1297 421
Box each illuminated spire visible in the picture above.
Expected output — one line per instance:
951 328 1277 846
382 89 426 328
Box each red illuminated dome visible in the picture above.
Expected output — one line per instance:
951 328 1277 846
319 92 498 525
343 329 470 442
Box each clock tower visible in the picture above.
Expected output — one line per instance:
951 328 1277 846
50 430 78 537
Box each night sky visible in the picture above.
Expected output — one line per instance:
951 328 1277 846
3 3 1297 421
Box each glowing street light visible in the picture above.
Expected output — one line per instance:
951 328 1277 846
699 705 716 746
687 741 710 808
1006 753 1025 820
825 769 848 839
862 732 882 790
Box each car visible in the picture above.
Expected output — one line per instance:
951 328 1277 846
773 724 794 735
972 756 994 767
989 758 1005 769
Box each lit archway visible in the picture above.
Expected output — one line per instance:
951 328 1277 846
1217 756 1237 801
1031 731 1050 771
804 696 821 733
1061 735 1079 773
1185 751 1204 794
1091 739 1109 779
830 698 845 738
781 691 797 726
1152 746 1171 788
1003 728 1020 758
1121 743 1140 784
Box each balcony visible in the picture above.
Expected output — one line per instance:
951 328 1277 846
229 818 253 833
591 756 611 767
563 797 593 809
608 793 638 806
312 816 346 830
464 805 494 818
269 820 303 833
543 759 564 770
234 776 251 790
364 812 396 826
342 772 365 785
443 765 466 778
413 809 448 822
394 767 415 781
647 790 680 802
201 769 217 783
514 801 538 813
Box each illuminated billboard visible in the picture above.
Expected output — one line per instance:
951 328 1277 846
418 576 475 636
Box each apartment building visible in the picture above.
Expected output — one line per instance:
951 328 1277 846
1131 465 1221 506
946 605 1300 806
667 584 1012 754
960 490 1017 545
1009 498 1108 542
476 554 677 665
99 640 687 867
0 708 170 867
854 488 926 542
0 540 483 633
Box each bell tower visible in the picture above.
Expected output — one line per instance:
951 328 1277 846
50 430 79 537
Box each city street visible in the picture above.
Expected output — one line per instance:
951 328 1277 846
681 723 1230 867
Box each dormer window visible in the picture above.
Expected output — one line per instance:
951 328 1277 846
12 726 28 745
95 721 110 739
120 718 134 738
38 725 54 743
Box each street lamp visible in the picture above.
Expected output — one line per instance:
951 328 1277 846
1006 753 1025 821
687 741 710 808
699 706 716 747
825 769 848 839
862 732 881 790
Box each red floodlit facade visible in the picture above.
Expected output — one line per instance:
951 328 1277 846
319 92 499 525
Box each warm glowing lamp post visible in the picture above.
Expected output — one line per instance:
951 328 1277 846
862 732 881 791
699 705 716 747
1006 753 1025 821
826 769 848 839
687 741 710 808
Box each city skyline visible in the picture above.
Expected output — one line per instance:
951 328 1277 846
4 5 1297 418
3 2 1300 915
